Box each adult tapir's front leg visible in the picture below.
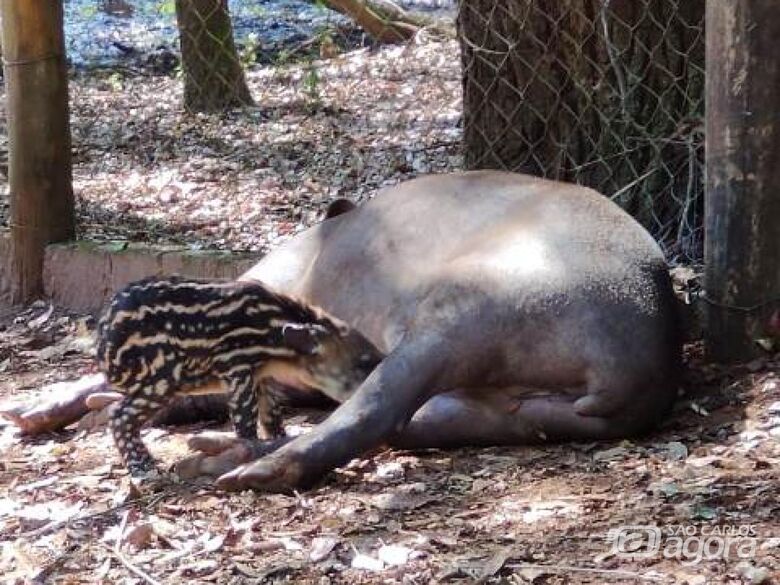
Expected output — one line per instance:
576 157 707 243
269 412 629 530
216 334 447 492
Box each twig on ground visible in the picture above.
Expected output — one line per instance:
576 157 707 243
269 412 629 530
100 542 163 585
114 509 130 553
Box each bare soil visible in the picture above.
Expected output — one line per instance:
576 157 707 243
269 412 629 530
0 304 778 584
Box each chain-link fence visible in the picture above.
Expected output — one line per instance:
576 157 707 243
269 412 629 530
0 0 461 251
2 0 705 263
163 0 456 112
460 0 705 264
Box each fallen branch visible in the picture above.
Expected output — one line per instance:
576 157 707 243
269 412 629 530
0 374 231 436
504 562 664 582
321 0 453 44
2 373 334 436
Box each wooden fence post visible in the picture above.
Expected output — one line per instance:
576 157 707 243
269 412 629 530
704 0 780 362
0 0 74 304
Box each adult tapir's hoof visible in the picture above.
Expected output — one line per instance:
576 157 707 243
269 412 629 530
215 449 310 493
175 433 291 481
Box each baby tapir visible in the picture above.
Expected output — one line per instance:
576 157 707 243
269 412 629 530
96 276 382 482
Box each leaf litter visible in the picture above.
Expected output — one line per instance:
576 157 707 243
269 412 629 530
1 37 462 254
0 305 779 583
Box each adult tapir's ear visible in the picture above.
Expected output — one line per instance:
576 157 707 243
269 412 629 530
324 198 356 219
282 323 325 355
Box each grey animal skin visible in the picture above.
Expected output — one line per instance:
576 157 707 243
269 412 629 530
216 170 681 491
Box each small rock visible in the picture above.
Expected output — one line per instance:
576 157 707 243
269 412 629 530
664 441 688 461
691 505 718 521
593 446 628 462
310 536 339 562
374 461 404 481
652 481 679 497
370 491 435 511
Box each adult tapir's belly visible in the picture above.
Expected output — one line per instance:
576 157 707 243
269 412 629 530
241 171 675 357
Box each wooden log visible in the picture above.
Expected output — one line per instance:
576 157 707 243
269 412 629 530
704 0 780 362
0 0 74 304
323 0 450 44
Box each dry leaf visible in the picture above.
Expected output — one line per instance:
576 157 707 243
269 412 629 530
122 522 156 550
27 305 54 330
352 553 384 571
309 536 339 562
480 547 511 578
377 544 412 566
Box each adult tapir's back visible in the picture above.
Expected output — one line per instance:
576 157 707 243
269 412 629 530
243 171 679 369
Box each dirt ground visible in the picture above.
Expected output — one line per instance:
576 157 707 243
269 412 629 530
0 304 778 584
0 38 461 254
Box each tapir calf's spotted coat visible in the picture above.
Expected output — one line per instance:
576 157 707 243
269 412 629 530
96 276 381 481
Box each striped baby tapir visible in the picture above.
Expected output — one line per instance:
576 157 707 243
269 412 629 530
96 276 383 482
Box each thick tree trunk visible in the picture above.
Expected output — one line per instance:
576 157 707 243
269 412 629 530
704 1 780 362
0 0 74 303
459 0 705 259
174 0 254 112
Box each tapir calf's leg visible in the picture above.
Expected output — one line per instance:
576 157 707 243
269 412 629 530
215 333 447 491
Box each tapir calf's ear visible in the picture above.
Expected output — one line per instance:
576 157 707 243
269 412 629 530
282 323 322 355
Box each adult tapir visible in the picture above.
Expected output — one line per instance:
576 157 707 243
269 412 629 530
184 170 682 492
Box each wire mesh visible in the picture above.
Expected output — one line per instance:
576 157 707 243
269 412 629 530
460 0 705 263
0 0 460 252
1 0 705 263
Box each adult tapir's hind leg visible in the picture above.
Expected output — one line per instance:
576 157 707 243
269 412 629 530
215 333 448 492
389 389 668 450
392 361 676 449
